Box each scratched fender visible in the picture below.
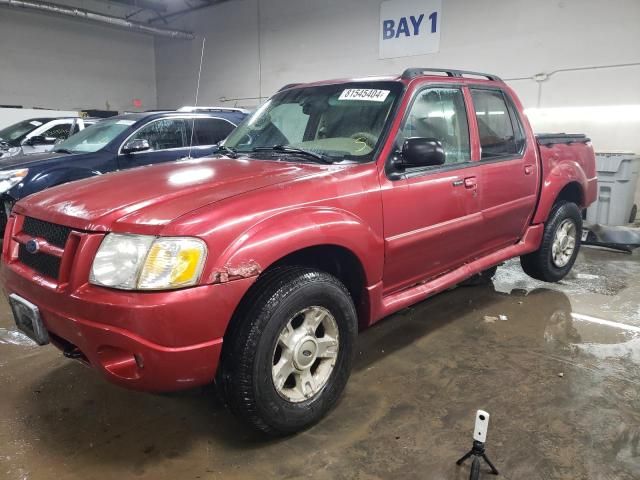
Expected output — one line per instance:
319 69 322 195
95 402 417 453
208 207 385 287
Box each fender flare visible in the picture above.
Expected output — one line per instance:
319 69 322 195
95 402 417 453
204 207 384 287
532 161 587 224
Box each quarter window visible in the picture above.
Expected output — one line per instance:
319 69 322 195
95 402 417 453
470 89 524 160
399 88 470 165
130 119 187 151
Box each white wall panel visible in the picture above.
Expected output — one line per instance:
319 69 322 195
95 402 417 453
0 8 157 112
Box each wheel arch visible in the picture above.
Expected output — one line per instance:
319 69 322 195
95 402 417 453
209 208 383 333
532 165 587 224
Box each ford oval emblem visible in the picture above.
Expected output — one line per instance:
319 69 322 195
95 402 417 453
25 239 40 254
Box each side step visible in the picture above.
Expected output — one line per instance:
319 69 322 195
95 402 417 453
376 225 543 321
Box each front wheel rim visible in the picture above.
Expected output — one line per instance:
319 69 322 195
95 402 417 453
551 218 577 267
271 306 339 403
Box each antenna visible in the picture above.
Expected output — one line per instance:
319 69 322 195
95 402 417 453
187 36 206 159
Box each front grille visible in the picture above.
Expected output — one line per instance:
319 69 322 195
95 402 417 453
22 217 72 248
18 244 62 279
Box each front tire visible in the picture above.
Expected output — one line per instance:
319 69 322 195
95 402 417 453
218 267 357 435
520 201 582 282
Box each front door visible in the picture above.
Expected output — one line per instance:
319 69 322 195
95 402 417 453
118 117 193 169
380 86 484 294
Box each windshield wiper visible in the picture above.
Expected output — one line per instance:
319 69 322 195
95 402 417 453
53 148 74 154
216 144 238 158
252 145 335 164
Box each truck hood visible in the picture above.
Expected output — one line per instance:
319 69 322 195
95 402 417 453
14 156 332 234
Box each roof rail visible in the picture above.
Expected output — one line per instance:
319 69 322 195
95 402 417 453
401 68 502 81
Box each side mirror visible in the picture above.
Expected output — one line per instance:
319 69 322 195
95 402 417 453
400 137 445 168
122 138 151 154
26 135 56 146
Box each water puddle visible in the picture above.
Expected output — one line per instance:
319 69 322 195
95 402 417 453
0 328 36 346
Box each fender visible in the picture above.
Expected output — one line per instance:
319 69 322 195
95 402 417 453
532 160 588 224
203 206 384 288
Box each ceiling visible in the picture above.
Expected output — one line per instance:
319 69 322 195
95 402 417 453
13 0 228 25
103 0 223 25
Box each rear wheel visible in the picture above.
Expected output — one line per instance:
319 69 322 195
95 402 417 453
521 201 582 282
218 267 357 435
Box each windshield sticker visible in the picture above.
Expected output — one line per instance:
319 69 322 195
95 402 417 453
29 121 43 126
339 89 390 102
116 120 136 125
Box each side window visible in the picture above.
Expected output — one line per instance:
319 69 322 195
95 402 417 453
42 122 72 140
193 118 234 146
470 89 524 159
130 119 187 151
399 88 470 165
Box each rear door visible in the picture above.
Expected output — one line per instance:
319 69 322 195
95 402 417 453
380 85 484 294
469 87 539 251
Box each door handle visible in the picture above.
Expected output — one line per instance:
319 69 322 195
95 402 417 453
464 176 477 189
524 164 534 175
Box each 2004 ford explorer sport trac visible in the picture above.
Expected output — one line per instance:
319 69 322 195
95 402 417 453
2 68 597 435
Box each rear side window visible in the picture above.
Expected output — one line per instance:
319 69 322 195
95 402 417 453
399 87 470 165
192 118 235 145
470 89 525 160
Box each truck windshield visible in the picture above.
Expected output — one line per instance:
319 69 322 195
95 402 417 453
53 118 135 154
224 81 403 162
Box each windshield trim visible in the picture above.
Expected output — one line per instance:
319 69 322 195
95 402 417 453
227 80 406 164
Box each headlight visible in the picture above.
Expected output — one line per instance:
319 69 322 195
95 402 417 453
89 234 207 290
0 168 28 193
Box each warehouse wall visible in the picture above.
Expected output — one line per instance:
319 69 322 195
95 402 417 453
156 0 640 155
0 8 157 112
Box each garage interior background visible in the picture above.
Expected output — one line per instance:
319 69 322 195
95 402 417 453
1 0 640 200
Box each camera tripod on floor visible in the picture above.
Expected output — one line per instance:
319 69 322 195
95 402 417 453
456 410 499 480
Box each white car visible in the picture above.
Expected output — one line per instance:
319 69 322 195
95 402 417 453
0 117 98 158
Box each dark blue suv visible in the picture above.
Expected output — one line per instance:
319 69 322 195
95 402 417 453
0 109 247 233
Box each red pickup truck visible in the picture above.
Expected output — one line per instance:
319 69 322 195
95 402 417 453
2 68 596 435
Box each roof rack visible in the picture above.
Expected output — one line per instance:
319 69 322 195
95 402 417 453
401 68 502 81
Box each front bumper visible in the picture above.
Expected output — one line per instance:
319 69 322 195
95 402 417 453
2 261 255 392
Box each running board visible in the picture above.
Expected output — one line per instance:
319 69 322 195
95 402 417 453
376 225 543 320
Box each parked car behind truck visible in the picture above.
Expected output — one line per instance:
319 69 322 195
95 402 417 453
2 68 596 435
0 116 98 158
0 109 247 234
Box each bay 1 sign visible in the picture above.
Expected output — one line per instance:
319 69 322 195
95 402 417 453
379 0 441 59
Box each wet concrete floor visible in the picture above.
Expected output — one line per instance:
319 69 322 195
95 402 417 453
1 247 639 480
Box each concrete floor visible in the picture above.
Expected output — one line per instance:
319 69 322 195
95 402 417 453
1 247 639 480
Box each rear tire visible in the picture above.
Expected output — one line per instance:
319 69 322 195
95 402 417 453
218 267 357 436
520 201 582 282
